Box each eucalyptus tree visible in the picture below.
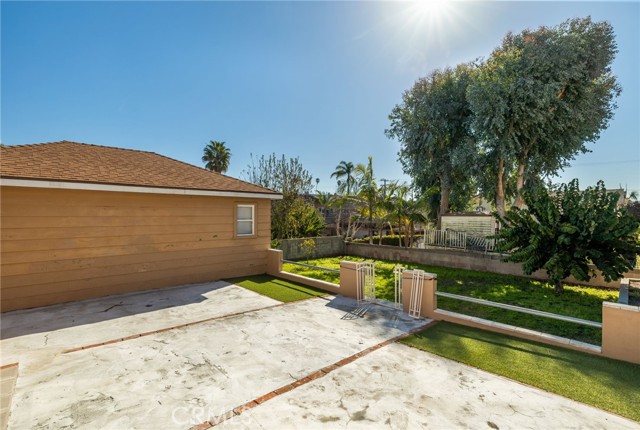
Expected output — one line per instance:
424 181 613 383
387 63 477 227
468 17 621 215
202 140 231 174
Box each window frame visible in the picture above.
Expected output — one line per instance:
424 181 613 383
236 204 256 237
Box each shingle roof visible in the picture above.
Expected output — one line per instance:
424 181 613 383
0 141 279 196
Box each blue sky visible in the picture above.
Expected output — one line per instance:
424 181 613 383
2 1 639 194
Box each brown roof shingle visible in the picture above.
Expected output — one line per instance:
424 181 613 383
0 141 279 196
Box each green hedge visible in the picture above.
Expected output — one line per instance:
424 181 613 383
351 235 422 247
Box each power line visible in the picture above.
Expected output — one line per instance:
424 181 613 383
568 159 639 167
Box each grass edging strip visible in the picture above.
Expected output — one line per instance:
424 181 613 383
225 274 329 303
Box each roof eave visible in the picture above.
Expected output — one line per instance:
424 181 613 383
0 178 283 200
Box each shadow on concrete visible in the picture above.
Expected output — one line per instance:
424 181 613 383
324 295 426 333
0 282 228 340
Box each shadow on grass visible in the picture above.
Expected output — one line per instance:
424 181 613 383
412 325 584 364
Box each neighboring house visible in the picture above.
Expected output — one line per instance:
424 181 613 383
0 141 281 312
440 213 498 237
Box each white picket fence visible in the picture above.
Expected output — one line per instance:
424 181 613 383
421 229 496 253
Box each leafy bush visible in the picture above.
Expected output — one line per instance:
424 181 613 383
299 238 317 262
495 180 640 293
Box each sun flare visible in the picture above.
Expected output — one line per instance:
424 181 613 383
412 0 451 22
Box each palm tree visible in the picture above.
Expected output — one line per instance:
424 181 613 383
331 161 356 196
331 161 357 239
376 181 398 244
202 141 231 173
355 157 377 244
390 185 427 247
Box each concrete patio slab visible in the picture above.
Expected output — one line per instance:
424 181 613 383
7 296 425 429
0 364 18 430
219 342 638 430
1 281 280 366
2 282 636 430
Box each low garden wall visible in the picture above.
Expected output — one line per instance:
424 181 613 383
278 236 345 260
266 249 640 364
346 242 640 289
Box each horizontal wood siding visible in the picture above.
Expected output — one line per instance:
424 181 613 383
0 187 272 312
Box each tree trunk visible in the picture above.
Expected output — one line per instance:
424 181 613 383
554 280 564 294
368 200 374 245
409 222 415 248
437 174 451 229
514 144 530 209
513 161 526 208
496 157 506 217
335 207 342 237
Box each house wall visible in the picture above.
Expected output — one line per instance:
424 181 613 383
0 186 272 312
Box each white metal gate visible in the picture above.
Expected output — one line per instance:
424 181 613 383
356 262 376 304
356 262 407 312
393 265 405 310
408 269 426 318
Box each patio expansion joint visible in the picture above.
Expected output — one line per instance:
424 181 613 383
61 300 299 355
192 319 438 429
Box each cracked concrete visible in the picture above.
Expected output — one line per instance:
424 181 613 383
4 290 424 429
1 281 279 366
219 342 638 430
2 281 637 430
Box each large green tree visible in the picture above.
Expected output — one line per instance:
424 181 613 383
242 153 324 239
494 180 640 293
468 17 621 215
202 140 231 174
387 64 477 227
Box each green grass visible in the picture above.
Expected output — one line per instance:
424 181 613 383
283 256 618 345
225 274 328 303
400 322 640 423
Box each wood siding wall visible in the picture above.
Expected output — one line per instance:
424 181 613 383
0 187 272 312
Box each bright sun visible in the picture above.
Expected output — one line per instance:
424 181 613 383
413 0 451 22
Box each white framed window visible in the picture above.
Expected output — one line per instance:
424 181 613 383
236 204 255 236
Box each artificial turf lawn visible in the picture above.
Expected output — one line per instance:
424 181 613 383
399 322 640 423
283 256 618 345
225 274 328 303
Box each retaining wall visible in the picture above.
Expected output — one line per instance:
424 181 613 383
346 242 640 289
278 236 345 260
